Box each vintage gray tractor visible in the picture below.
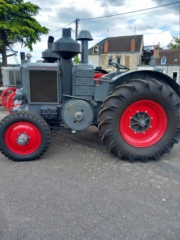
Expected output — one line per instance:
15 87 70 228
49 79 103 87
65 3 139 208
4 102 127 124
0 28 179 162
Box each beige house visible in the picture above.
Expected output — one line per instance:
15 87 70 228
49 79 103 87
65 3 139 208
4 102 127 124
88 35 144 72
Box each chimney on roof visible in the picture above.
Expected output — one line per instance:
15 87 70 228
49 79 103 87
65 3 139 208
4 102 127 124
104 40 108 52
131 38 135 51
150 44 160 66
153 44 160 57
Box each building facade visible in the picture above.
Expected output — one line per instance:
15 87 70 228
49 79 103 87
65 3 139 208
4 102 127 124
138 47 180 85
88 35 144 72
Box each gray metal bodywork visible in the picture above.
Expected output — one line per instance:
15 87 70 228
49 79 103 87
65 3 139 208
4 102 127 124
12 28 180 131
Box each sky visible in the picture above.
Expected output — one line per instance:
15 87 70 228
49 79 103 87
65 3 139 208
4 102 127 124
8 0 180 64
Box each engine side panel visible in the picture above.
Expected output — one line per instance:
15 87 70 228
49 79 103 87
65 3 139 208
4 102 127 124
72 64 95 100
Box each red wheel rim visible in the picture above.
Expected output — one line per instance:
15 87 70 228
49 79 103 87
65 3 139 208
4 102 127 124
1 87 17 108
120 100 167 147
0 90 3 106
7 92 16 114
5 122 42 155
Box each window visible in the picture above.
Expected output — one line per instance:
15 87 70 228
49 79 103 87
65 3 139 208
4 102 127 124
93 46 99 54
108 56 112 65
117 58 120 64
161 56 166 65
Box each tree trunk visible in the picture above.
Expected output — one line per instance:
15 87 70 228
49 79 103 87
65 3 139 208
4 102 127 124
1 44 7 66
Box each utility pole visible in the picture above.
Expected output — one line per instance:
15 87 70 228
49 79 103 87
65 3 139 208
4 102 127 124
75 18 80 40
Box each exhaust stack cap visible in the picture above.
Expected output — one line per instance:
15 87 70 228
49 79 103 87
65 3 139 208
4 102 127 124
52 28 80 60
42 36 59 63
76 30 93 41
76 30 93 64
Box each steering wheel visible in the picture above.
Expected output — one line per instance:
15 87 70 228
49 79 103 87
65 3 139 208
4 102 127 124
110 62 130 71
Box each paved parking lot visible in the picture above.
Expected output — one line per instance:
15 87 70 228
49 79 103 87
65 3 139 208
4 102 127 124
0 107 180 240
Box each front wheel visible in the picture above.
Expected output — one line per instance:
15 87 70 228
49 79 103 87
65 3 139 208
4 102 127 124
98 79 180 162
0 112 51 161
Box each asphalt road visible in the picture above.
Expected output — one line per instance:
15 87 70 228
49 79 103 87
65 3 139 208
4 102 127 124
0 107 180 240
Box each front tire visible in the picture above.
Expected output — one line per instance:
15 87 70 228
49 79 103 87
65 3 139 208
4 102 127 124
0 112 51 161
98 79 180 162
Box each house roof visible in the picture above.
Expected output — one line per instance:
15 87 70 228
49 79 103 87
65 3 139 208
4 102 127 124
156 49 180 65
88 35 143 54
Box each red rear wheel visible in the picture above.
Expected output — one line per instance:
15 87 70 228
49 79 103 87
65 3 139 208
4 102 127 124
98 79 180 161
120 100 167 147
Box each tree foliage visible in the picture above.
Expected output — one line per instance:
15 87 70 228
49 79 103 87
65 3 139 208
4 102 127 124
167 37 180 49
0 0 49 65
74 54 80 64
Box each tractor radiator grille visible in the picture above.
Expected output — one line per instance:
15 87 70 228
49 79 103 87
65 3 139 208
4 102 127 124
29 70 58 102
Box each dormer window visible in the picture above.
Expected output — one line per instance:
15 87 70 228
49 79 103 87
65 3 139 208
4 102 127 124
93 46 99 54
161 56 166 65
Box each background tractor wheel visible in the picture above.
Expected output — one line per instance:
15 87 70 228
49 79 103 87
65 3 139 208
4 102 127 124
0 89 3 106
0 112 51 161
98 79 180 162
6 91 20 114
0 87 17 109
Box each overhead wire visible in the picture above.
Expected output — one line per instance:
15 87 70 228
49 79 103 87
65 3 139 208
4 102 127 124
41 1 180 39
79 1 180 21
48 20 75 35
40 20 75 40
79 6 178 24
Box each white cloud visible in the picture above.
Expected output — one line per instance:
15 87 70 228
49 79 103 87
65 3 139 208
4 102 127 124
7 0 180 64
143 31 173 47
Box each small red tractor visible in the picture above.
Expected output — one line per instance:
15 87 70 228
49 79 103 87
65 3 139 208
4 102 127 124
0 87 17 112
0 28 179 162
0 65 21 112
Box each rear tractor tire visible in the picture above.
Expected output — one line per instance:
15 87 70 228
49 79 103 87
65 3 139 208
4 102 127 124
98 79 180 162
0 111 51 161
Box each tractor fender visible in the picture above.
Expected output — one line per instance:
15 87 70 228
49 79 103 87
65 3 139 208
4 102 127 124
112 70 180 97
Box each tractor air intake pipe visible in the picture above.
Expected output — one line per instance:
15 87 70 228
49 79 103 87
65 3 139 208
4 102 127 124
20 52 25 64
76 30 93 64
42 36 59 63
48 36 54 49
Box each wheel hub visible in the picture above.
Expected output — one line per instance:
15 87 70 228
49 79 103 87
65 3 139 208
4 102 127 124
120 100 167 147
5 121 42 155
130 112 151 132
17 133 29 146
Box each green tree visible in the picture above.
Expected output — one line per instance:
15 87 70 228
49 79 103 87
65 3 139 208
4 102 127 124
0 0 49 65
167 37 180 49
74 54 80 64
